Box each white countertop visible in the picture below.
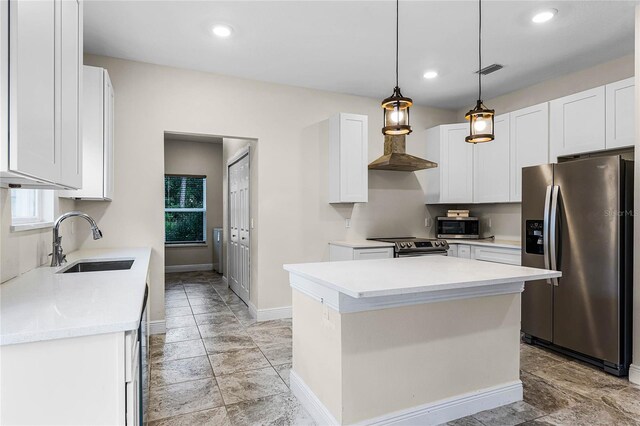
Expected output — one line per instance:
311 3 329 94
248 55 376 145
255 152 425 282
284 255 559 299
446 239 521 249
329 240 395 248
0 248 151 346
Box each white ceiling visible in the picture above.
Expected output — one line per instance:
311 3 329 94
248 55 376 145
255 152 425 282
84 1 638 110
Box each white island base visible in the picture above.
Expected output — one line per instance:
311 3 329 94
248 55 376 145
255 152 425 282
284 256 560 425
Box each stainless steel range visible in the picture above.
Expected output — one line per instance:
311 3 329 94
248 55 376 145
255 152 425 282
368 237 449 257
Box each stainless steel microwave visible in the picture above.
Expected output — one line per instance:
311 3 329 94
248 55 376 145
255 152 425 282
436 217 480 239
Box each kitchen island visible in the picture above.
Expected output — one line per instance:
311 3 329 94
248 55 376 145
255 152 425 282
283 255 560 425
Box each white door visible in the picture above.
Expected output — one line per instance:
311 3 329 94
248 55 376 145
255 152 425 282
605 77 635 150
228 154 250 304
473 113 510 203
441 123 473 203
509 102 549 202
550 86 605 160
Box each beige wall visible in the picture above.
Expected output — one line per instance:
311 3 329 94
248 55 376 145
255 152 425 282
78 54 457 322
164 139 223 268
0 189 79 283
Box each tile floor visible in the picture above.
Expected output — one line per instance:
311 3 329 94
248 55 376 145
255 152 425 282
149 271 313 425
152 271 640 426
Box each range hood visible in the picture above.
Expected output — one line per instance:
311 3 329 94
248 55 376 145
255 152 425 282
368 135 438 172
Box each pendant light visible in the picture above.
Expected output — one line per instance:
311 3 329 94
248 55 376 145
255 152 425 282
382 0 412 136
465 0 494 143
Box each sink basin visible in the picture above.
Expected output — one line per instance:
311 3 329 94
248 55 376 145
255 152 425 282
59 259 135 274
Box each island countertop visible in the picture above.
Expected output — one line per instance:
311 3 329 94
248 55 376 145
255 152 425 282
284 255 560 299
0 247 151 346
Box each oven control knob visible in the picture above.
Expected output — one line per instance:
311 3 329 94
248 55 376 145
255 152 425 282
400 242 406 248
435 241 442 247
406 242 413 248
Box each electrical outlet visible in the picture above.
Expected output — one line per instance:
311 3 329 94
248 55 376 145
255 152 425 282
425 217 432 227
345 218 351 229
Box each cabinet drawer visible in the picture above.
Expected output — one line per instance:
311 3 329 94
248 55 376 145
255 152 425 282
457 245 471 259
471 246 521 265
353 248 394 260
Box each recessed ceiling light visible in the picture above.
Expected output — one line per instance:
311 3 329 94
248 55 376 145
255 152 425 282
532 9 557 24
423 70 438 79
212 24 233 38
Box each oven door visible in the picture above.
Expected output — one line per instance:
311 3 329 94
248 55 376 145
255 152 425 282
397 251 448 257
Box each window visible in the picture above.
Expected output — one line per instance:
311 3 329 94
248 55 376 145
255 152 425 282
165 175 207 244
10 189 55 231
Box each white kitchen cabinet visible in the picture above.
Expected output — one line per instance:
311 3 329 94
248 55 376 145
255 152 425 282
457 244 471 259
329 113 368 203
470 245 521 266
605 77 635 150
61 66 114 200
329 243 394 261
550 86 606 160
447 244 458 258
0 0 83 189
425 123 473 204
473 113 510 203
509 102 549 202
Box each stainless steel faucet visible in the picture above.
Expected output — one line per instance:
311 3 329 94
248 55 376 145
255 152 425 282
50 211 103 267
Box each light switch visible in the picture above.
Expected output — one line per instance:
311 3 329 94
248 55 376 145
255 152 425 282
345 218 351 229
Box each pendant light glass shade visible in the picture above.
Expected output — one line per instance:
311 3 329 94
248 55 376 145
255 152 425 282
382 86 413 135
465 99 494 143
382 0 412 136
465 0 495 144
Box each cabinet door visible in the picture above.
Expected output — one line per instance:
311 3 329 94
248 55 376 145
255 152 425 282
470 246 521 265
59 0 82 188
329 113 368 203
457 244 471 259
104 71 114 199
550 86 605 159
8 0 58 182
473 113 510 203
447 245 458 257
605 77 635 150
509 103 549 202
441 123 473 203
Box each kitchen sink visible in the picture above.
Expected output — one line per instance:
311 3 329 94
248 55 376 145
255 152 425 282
58 259 135 274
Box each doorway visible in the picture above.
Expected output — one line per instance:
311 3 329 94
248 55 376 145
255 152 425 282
227 149 250 304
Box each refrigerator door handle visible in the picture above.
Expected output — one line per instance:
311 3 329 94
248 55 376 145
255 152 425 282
543 184 553 284
550 185 560 286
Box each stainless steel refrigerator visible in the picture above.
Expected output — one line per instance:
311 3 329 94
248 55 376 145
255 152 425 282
521 155 633 376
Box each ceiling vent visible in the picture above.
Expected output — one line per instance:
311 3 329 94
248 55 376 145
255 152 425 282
476 64 504 75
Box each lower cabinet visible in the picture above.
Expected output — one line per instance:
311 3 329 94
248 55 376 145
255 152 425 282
329 244 394 261
448 243 521 266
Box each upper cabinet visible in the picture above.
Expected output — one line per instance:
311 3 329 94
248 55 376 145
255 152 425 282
61 66 114 200
605 77 635 150
425 123 473 204
509 102 549 202
474 113 510 203
0 0 83 189
550 86 606 160
329 113 368 203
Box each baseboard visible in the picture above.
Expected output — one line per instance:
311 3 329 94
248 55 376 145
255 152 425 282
256 306 292 322
291 369 522 426
629 364 640 385
290 370 340 425
149 320 166 335
222 275 228 284
248 301 258 320
165 263 213 273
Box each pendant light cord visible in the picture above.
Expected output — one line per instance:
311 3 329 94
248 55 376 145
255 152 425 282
478 0 482 101
396 0 399 89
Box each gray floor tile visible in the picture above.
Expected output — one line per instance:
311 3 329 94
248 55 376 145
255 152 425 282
165 326 201 343
191 301 229 315
166 315 196 329
203 333 257 354
189 296 223 306
521 370 587 414
148 378 224 421
216 367 289 405
600 385 640 421
150 339 207 364
260 342 292 365
520 344 569 374
247 326 292 347
247 319 292 332
472 401 546 426
209 347 271 376
444 416 484 426
198 321 246 338
150 356 213 387
226 392 315 426
525 400 640 425
149 407 230 426
273 363 292 387
165 298 190 308
195 311 238 326
165 306 193 318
